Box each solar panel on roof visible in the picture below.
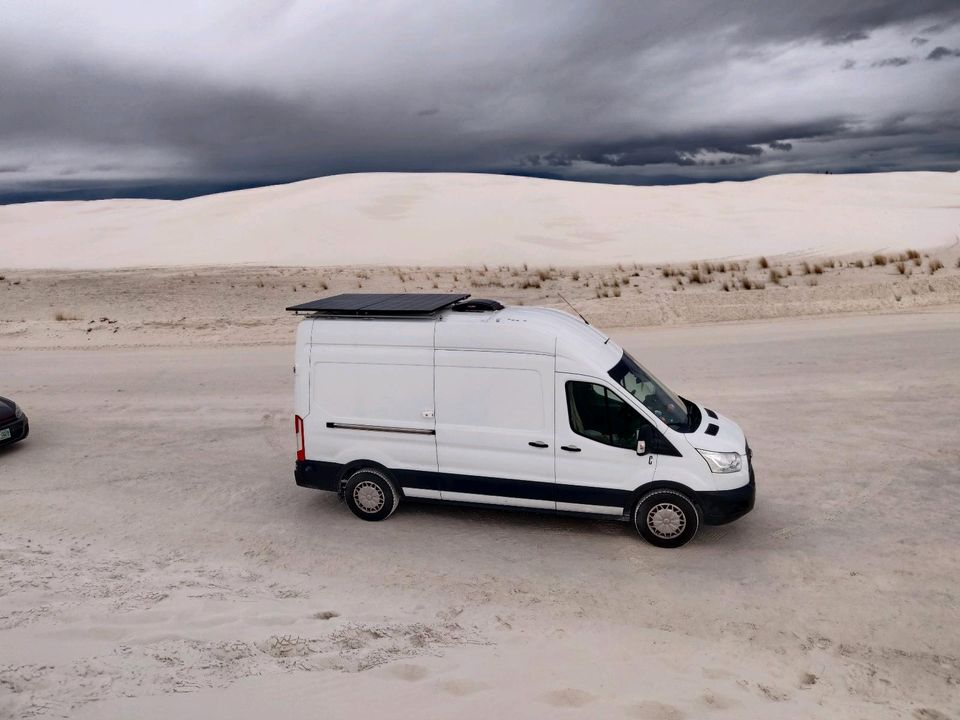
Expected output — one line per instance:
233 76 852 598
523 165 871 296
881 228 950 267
286 293 470 316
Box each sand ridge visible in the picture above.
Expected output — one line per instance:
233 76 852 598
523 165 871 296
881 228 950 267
1 171 958 269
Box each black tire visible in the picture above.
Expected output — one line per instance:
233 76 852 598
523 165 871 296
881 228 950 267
633 489 699 548
344 468 400 521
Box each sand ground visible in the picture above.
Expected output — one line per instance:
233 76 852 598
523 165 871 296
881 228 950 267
2 308 959 719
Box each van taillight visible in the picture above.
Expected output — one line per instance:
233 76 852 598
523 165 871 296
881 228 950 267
294 415 305 461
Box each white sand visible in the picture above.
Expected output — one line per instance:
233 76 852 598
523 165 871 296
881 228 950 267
2 310 959 718
1 171 958 269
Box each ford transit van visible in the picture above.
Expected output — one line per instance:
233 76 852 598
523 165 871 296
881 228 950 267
288 293 754 548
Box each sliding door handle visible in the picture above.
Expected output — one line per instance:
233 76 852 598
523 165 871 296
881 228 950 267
561 445 581 452
528 441 549 448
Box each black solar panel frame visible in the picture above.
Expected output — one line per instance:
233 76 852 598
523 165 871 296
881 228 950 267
286 292 471 316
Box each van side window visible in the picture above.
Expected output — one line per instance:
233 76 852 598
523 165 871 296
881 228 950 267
565 381 651 449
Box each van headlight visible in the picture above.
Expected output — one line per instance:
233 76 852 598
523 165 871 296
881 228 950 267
697 449 742 474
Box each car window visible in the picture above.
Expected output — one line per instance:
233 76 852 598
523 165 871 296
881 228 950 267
565 381 651 449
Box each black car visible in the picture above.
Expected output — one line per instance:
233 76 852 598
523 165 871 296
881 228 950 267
0 396 29 448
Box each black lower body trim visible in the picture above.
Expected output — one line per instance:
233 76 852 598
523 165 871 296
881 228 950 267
295 460 341 492
695 473 756 525
294 459 757 525
395 469 628 507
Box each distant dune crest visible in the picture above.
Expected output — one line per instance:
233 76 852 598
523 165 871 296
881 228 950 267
0 171 957 269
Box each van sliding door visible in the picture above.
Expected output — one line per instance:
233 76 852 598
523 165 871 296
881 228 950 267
434 350 555 509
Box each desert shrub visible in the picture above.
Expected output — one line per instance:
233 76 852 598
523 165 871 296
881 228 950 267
801 261 812 275
612 286 621 297
906 249 920 260
740 276 753 290
537 269 551 282
929 259 944 274
689 270 703 284
769 269 783 285
956 258 960 268
813 264 824 274
853 259 864 269
728 261 742 272
758 256 769 269
662 266 674 278
571 270 580 281
721 281 730 292
873 254 888 266
319 280 328 290
895 262 907 275
54 311 81 321
256 278 265 288
519 278 541 289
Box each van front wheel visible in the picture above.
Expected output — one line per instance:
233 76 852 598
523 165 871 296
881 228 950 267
633 489 699 548
344 468 400 521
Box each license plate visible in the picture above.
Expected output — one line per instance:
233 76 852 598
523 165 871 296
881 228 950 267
0 429 10 441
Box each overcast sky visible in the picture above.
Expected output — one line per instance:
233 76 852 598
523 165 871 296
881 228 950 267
1 0 959 200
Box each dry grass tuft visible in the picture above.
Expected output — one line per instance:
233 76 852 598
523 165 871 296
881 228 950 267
758 256 769 269
873 254 888 266
895 261 907 275
928 259 944 274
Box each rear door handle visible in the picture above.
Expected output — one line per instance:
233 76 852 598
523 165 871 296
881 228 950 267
561 445 581 452
528 441 549 448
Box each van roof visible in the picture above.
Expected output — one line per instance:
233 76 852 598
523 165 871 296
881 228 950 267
293 293 624 375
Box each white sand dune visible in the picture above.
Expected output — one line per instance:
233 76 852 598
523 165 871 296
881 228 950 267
1 171 958 269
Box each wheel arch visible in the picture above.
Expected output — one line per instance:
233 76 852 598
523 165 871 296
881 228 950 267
337 460 402 498
627 479 701 515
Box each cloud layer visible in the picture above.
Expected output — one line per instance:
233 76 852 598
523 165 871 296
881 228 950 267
1 0 958 198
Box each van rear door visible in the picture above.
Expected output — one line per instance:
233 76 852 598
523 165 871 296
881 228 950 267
434 351 555 509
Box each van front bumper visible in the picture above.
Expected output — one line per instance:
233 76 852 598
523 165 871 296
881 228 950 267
695 461 756 525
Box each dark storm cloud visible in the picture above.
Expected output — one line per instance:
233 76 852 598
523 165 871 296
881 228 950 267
926 46 960 60
526 120 847 168
823 31 870 46
0 0 959 199
871 57 913 67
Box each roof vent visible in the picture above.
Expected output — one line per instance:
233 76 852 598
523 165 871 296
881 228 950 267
452 299 504 313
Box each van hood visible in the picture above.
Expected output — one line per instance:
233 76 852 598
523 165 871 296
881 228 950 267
683 404 746 454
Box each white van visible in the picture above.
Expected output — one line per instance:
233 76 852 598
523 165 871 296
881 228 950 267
288 293 754 548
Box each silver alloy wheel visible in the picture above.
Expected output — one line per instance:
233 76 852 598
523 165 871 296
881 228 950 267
353 480 385 513
646 502 686 538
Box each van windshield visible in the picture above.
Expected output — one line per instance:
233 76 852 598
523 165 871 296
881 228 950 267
609 351 689 429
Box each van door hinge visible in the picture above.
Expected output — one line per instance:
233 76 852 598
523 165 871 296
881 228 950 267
421 410 434 419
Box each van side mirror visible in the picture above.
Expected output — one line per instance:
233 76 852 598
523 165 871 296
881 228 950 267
636 424 652 456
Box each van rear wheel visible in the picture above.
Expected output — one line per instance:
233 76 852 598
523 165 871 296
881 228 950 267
633 489 699 548
344 468 400 521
